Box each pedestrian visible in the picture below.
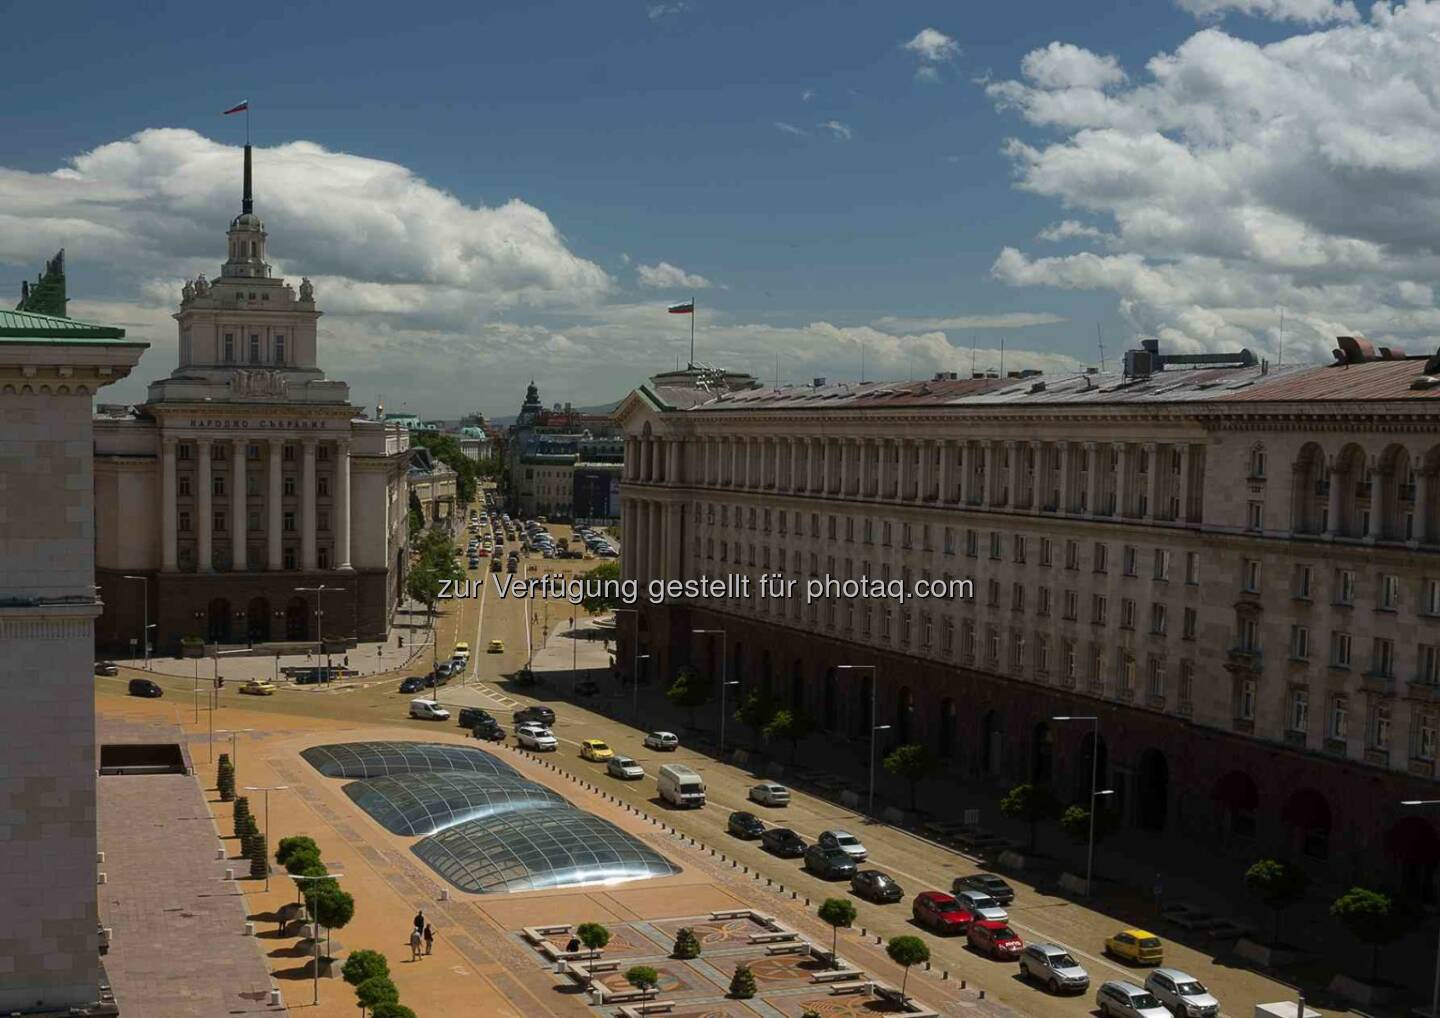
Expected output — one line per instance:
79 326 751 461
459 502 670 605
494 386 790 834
566 936 580 954
410 926 423 961
413 909 425 937
424 922 436 955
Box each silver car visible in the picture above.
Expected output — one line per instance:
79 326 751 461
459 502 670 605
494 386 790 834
1144 969 1219 1017
1019 943 1089 994
817 829 867 862
1097 981 1170 1018
748 782 790 806
607 756 645 780
953 888 1008 922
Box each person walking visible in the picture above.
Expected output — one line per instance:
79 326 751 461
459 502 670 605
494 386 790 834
423 922 436 956
413 909 425 937
409 926 423 961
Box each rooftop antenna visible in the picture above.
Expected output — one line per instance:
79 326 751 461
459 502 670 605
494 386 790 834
1096 324 1107 373
860 341 866 384
999 336 1006 377
1278 305 1286 366
774 352 779 387
971 334 977 375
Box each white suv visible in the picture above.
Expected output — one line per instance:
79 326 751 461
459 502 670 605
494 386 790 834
1144 969 1219 1017
516 724 558 751
643 731 679 751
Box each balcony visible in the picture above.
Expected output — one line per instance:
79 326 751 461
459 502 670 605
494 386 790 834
1146 694 1166 711
1233 717 1255 734
1323 737 1348 757
1365 747 1391 768
1283 729 1307 748
1176 702 1194 718
1407 680 1440 703
1226 646 1263 673
1411 758 1436 778
1361 672 1397 696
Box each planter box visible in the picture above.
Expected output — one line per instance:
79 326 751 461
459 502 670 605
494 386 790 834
1327 974 1395 1007
998 849 1029 871
1058 872 1089 896
1235 938 1305 967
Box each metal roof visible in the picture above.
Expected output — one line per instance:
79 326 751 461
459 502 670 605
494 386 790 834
300 741 518 779
343 771 567 837
0 308 132 343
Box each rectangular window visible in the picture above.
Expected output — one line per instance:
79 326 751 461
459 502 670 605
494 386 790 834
1040 537 1053 566
212 476 225 496
283 476 296 497
1120 598 1136 630
1289 624 1310 660
318 510 330 532
1065 539 1079 570
213 510 226 534
178 475 192 496
1380 574 1400 610
283 511 296 533
1011 583 1025 612
318 546 330 569
177 444 192 461
178 511 191 533
1063 589 1078 620
990 532 1003 560
944 527 955 555
1417 713 1438 762
249 334 261 363
1330 696 1349 739
223 333 234 362
1092 594 1108 626
1185 551 1200 585
1147 656 1165 697
1243 559 1261 593
318 475 330 497
284 546 297 570
1294 564 1313 600
1373 637 1396 677
1179 660 1194 705
1289 689 1309 733
1247 502 1263 531
1421 645 1440 686
247 510 259 532
1038 587 1052 617
1151 603 1168 635
1153 549 1170 581
1238 679 1257 721
1094 542 1108 573
1425 578 1440 616
1370 702 1392 749
282 444 296 463
1332 630 1352 668
1123 545 1137 576
1014 535 1026 563
1336 568 1355 605
966 529 978 557
1182 607 1197 640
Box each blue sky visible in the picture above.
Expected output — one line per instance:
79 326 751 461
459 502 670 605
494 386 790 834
1 0 1424 415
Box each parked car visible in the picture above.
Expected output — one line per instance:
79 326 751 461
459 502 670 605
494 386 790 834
435 661 456 679
911 891 973 934
747 782 790 807
804 844 858 879
488 639 505 653
760 827 807 858
579 739 614 762
817 829 867 862
1096 981 1171 1018
953 873 1016 905
239 679 276 696
452 642 470 660
409 698 450 720
95 661 119 676
643 731 679 751
515 705 556 726
1143 969 1218 1017
1019 943 1090 994
850 870 904 903
516 724 558 751
490 558 502 573
727 811 765 839
953 889 1008 922
458 706 493 728
967 920 1023 960
1105 929 1164 967
128 678 163 698
399 676 426 694
472 720 506 742
606 756 645 780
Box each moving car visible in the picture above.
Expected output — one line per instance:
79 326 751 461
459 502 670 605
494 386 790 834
95 661 119 676
399 675 426 694
817 830 867 862
409 698 450 720
850 870 904 903
1105 929 1164 967
452 642 470 660
458 706 493 728
488 639 505 653
727 811 765 839
747 782 790 807
803 844 858 879
1143 969 1219 1017
579 739 614 762
953 889 1008 922
606 756 644 780
967 919 1023 959
1096 981 1171 1018
760 827 807 858
953 873 1016 905
657 763 706 807
516 724 558 751
1019 943 1090 994
643 731 679 751
239 679 276 696
515 705 556 726
127 678 163 698
911 891 973 934
472 719 506 742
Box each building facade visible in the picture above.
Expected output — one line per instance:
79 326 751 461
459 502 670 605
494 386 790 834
617 342 1440 889
408 447 457 526
0 297 146 1014
93 145 411 654
504 380 622 518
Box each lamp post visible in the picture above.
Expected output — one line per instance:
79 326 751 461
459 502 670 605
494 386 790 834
295 584 338 683
693 629 734 755
214 728 254 767
836 664 885 811
292 871 343 1005
612 608 646 726
122 575 153 669
1054 714 1106 895
1402 799 1440 1018
242 784 288 890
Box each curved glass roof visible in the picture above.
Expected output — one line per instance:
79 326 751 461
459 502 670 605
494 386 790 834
344 772 568 837
301 741 516 779
412 806 681 894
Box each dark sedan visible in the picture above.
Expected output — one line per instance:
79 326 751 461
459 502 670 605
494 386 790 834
761 827 807 858
727 811 765 839
515 705 556 726
458 706 494 728
804 845 857 880
399 676 426 694
851 869 905 903
472 721 506 742
953 873 1016 905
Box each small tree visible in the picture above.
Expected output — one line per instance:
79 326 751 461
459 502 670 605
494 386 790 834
342 949 390 987
313 884 355 960
999 783 1061 853
883 743 939 812
666 672 710 728
624 965 659 1002
801 1011 823 1018
231 796 252 839
239 815 260 859
1331 887 1411 983
580 561 623 612
215 753 231 793
886 935 930 1003
729 962 757 999
354 974 399 1014
291 860 329 905
248 831 269 879
575 921 611 985
817 897 857 968
1244 859 1309 945
672 926 701 960
371 1004 417 1018
734 688 778 749
763 708 818 764
217 758 235 802
1059 803 1118 845
275 835 319 868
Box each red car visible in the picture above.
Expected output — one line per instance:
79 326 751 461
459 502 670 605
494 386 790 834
967 919 1023 959
912 891 974 934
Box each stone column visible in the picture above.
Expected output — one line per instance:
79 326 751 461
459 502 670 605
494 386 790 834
231 438 247 571
877 439 890 501
658 502 669 582
836 438 849 497
1367 462 1385 541
787 438 799 493
1326 460 1344 537
1115 443 1131 517
1086 441 1102 517
917 439 932 501
624 437 636 480
958 442 971 503
1006 441 1020 508
268 439 283 569
161 436 178 572
982 442 995 507
197 440 213 572
1146 443 1162 521
730 437 740 487
1177 444 1192 524
1058 441 1073 514
667 437 681 486
301 438 317 571
335 439 352 570
621 499 635 581
938 440 951 505
1415 466 1432 545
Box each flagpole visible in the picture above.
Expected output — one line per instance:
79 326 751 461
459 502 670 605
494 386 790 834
689 295 695 368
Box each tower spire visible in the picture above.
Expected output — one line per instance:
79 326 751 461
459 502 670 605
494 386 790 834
242 144 253 215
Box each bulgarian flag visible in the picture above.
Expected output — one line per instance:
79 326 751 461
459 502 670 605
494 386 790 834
668 300 694 314
223 100 249 115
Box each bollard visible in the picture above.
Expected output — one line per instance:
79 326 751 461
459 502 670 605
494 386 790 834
269 988 281 1007
97 851 105 864
216 847 225 860
439 889 450 901
979 990 985 1000
97 872 107 885
224 867 234 880
244 921 255 936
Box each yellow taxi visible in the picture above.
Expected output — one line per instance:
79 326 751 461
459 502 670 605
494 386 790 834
1105 928 1164 966
239 679 276 696
487 639 505 654
453 642 470 660
579 739 614 762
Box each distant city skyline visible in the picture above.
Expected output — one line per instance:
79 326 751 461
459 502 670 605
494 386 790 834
5 0 1439 415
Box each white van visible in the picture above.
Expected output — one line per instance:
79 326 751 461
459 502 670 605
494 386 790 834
409 698 450 720
657 763 706 808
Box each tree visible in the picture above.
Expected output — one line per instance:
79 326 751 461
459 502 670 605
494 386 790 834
883 743 940 812
412 431 479 504
817 897 857 969
672 926 701 960
1059 803 1118 845
886 935 930 1003
354 974 399 1014
729 962 757 999
291 860 330 904
624 965 659 1002
407 490 425 538
275 835 319 868
342 949 390 987
1331 887 1411 983
312 884 355 960
239 815 260 859
999 783 1061 853
371 1005 417 1018
764 708 818 764
575 921 611 985
666 671 710 728
285 848 323 876
217 756 235 802
580 561 622 613
1244 859 1309 945
734 688 778 750
231 796 252 839
216 753 231 793
248 831 269 880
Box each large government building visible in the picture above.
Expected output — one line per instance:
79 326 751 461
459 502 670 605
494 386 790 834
93 145 411 653
617 339 1440 889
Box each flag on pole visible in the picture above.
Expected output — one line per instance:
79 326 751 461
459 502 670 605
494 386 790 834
223 100 249 115
667 301 694 315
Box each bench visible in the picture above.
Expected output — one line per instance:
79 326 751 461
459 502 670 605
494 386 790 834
749 931 797 944
765 942 809 956
616 1002 676 1017
811 968 864 983
829 980 871 996
710 909 750 920
523 924 572 944
583 960 619 973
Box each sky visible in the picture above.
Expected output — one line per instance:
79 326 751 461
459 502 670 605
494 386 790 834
2 0 1435 417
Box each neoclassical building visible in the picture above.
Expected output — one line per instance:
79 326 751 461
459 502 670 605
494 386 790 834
93 144 411 653
617 339 1440 888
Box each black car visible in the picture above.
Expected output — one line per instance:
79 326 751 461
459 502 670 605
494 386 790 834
952 873 1016 905
399 676 426 694
804 844 857 879
458 706 494 728
851 869 905 903
94 661 119 676
514 705 556 726
761 827 807 857
127 678 163 698
727 811 765 839
472 720 506 742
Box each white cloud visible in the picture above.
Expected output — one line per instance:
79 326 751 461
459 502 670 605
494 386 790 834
872 312 1068 332
635 261 714 289
647 1 687 20
1175 0 1359 25
820 120 853 141
986 4 1440 362
1019 42 1126 90
774 121 807 136
903 27 960 64
1038 220 1111 242
915 66 942 85
801 89 816 102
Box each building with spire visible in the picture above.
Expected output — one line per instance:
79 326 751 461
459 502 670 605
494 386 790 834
92 143 412 652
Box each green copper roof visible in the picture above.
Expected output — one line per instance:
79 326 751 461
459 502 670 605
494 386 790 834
0 308 131 343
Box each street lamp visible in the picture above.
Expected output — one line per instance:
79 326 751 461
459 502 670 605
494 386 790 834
1054 715 1104 895
612 608 646 726
836 665 884 812
1403 799 1440 1018
214 728 254 767
122 575 153 669
693 629 735 756
295 584 338 682
242 785 289 890
291 871 343 1005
